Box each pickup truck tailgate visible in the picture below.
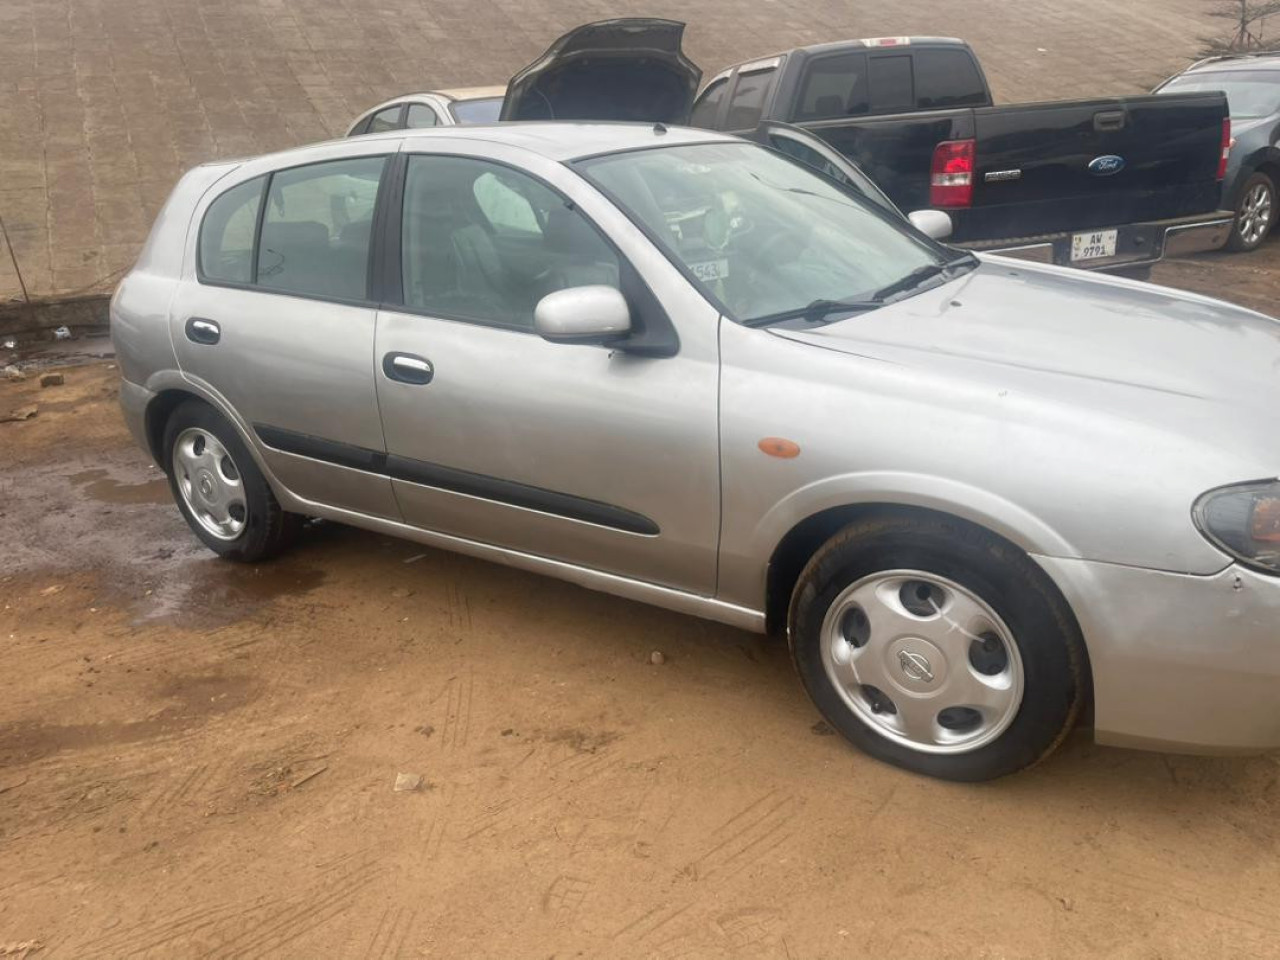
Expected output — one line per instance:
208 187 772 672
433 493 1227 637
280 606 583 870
966 91 1227 241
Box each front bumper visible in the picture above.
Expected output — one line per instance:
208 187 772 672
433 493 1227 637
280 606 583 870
1035 556 1280 754
963 211 1234 271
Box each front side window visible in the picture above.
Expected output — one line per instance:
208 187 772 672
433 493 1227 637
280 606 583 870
367 106 403 133
401 155 620 330
689 78 728 128
256 156 385 301
578 142 945 324
795 53 870 121
199 176 264 283
405 103 439 128
724 68 777 130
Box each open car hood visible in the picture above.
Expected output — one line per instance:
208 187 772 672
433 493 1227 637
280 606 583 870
501 19 702 124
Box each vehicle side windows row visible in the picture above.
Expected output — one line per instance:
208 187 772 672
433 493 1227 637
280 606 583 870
199 155 386 302
352 103 440 136
198 153 621 332
794 48 987 122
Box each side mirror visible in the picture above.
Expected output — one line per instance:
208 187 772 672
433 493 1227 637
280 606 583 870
908 209 954 241
534 286 632 345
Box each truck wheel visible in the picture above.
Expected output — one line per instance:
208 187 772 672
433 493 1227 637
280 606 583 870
162 400 298 562
787 515 1086 781
1228 172 1275 252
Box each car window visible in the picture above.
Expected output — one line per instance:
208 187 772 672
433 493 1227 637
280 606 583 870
724 67 777 130
405 103 439 128
795 53 870 121
914 49 987 109
256 156 385 301
400 155 621 330
689 77 728 128
199 176 265 284
869 56 913 113
367 105 403 133
578 142 943 324
769 135 901 217
1159 70 1280 119
450 97 503 123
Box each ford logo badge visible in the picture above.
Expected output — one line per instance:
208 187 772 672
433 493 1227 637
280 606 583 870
1088 155 1126 177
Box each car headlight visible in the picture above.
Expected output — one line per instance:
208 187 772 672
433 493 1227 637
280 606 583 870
1193 480 1280 575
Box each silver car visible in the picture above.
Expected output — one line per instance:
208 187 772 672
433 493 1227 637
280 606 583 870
111 121 1280 781
345 87 507 136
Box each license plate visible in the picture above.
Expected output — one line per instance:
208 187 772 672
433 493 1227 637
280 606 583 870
690 258 729 282
1071 229 1118 262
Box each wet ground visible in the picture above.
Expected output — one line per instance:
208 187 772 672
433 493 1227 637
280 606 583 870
3 244 1280 959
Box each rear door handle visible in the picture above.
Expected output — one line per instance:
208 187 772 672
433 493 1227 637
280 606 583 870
185 317 220 345
382 352 434 385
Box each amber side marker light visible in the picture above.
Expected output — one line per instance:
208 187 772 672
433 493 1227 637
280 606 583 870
758 437 801 459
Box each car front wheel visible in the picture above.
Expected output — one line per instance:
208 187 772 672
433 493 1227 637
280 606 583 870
162 400 298 562
788 514 1087 781
1228 172 1275 252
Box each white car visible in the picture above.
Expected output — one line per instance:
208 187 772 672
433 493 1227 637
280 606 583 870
345 86 506 136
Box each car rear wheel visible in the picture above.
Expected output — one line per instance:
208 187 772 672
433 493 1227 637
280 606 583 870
1228 172 1275 252
788 514 1086 781
162 400 298 561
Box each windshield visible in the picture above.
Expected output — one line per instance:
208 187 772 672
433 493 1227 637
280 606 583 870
1160 70 1280 119
450 97 504 124
576 142 948 324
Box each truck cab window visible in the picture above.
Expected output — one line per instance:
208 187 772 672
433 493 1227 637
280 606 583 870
868 56 913 113
724 67 777 130
795 53 870 121
914 49 988 109
690 78 728 128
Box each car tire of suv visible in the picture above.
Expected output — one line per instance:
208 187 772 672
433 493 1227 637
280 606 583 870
1228 172 1276 252
162 400 298 562
787 514 1087 781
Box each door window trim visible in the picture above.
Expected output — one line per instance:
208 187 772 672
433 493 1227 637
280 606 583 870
378 150 679 356
194 153 392 310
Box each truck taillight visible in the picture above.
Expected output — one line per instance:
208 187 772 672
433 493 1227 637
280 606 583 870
930 139 975 207
1218 118 1231 181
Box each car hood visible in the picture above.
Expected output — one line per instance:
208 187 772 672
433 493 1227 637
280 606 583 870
501 18 702 123
771 257 1280 410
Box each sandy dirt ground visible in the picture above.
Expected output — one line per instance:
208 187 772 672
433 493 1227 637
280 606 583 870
2 244 1280 959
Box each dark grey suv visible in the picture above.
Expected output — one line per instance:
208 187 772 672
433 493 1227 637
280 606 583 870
1157 52 1280 252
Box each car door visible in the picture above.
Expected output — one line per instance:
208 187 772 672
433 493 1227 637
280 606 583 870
373 142 721 593
169 141 400 519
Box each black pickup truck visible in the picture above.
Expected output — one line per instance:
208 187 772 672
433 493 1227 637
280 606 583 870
502 22 1235 273
689 37 1235 272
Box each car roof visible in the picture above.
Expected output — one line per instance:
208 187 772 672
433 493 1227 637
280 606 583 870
1184 51 1280 74
434 85 507 101
393 121 735 161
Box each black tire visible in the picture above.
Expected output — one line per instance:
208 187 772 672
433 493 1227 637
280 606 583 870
1227 172 1276 253
787 514 1087 781
162 400 298 562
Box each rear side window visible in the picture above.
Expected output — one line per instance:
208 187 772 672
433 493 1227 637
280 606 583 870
256 157 385 301
405 104 439 128
367 106 403 133
794 53 869 121
198 176 264 284
914 49 987 109
690 78 728 128
869 56 913 113
724 68 777 130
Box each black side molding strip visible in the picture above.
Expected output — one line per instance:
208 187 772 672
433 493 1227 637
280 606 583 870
253 424 659 536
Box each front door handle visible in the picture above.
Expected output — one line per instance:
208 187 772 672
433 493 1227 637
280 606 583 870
186 317 221 345
383 352 434 385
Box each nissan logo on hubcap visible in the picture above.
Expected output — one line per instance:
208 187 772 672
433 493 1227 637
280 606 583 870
898 650 935 683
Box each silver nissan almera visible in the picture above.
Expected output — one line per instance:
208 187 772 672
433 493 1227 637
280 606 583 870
110 120 1280 781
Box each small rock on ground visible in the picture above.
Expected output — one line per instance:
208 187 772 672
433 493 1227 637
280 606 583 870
393 772 426 792
40 373 64 387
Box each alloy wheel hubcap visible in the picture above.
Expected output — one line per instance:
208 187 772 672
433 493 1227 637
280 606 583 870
1240 183 1274 246
820 570 1024 754
172 427 247 541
